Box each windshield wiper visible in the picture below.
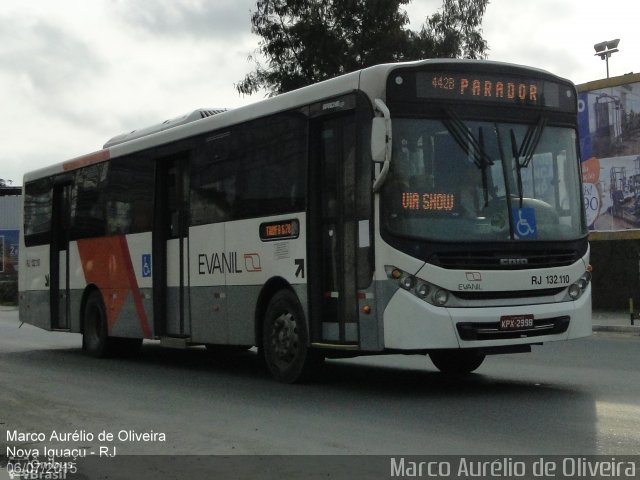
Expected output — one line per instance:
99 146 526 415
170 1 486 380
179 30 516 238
442 108 493 169
510 130 525 208
518 116 547 168
442 108 494 207
510 116 548 207
477 127 491 208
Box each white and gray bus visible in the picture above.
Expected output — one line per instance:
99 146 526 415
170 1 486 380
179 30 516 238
19 59 591 382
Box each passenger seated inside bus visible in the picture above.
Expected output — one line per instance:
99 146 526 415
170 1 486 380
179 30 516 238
457 160 485 218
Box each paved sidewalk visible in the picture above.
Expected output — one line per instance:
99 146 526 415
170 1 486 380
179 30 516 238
592 309 640 334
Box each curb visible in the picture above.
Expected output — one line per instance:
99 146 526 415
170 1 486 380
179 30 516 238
593 324 640 335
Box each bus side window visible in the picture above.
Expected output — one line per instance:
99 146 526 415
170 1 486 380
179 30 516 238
103 156 154 235
235 114 306 218
191 132 235 225
71 163 108 239
23 179 53 246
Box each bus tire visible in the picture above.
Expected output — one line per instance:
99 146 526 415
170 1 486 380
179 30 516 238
82 290 110 358
429 349 485 374
261 289 322 383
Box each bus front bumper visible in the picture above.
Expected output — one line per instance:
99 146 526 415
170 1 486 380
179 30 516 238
382 286 592 350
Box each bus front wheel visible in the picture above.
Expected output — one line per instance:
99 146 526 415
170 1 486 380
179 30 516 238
261 289 322 383
429 349 485 374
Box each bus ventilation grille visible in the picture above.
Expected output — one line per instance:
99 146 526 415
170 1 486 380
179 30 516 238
103 108 229 148
199 109 227 118
452 287 565 301
431 250 579 270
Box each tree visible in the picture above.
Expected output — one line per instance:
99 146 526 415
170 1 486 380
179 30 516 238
0 179 13 187
409 0 489 60
236 0 489 96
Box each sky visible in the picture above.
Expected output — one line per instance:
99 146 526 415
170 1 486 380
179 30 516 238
1 0 638 186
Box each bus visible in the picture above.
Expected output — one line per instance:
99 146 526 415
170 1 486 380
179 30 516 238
19 59 591 382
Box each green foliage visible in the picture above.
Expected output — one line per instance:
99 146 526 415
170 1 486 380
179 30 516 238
410 0 489 60
237 0 489 96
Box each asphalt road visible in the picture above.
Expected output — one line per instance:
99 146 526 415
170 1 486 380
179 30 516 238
1 308 639 478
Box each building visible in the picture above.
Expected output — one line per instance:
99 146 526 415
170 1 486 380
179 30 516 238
577 72 640 309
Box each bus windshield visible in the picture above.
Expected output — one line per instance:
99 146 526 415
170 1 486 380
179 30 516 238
381 117 586 242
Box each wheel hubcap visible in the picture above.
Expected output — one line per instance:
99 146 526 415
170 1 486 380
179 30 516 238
271 312 299 364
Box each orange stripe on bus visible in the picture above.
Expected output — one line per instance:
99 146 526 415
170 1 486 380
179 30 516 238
77 236 152 338
63 149 110 171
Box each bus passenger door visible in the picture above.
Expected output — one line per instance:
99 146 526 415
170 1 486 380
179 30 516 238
50 182 71 330
308 115 359 345
154 155 191 338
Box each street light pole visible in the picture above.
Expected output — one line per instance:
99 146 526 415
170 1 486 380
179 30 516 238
594 39 620 78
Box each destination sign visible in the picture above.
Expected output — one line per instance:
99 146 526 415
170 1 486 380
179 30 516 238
401 192 456 211
415 72 574 110
260 219 300 241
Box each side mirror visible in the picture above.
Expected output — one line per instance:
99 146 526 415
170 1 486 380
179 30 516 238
371 117 387 163
371 99 392 192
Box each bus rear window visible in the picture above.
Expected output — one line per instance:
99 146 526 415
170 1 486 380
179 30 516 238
23 179 52 246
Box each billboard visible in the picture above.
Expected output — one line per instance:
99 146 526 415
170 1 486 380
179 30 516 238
0 229 19 277
578 74 640 232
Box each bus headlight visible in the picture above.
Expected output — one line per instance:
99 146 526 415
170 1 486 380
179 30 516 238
568 269 592 300
416 283 430 298
579 270 591 289
568 284 582 300
433 289 449 306
385 265 450 307
401 275 415 290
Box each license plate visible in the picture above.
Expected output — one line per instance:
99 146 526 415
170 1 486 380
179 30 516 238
499 314 534 330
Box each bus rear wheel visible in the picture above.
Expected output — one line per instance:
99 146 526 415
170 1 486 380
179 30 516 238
429 349 485 374
82 290 142 357
82 290 110 358
261 289 322 383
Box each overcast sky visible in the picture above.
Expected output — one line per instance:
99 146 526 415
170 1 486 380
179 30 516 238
1 0 638 185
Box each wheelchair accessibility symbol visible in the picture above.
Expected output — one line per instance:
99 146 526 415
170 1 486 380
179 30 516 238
142 254 152 278
512 207 537 239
